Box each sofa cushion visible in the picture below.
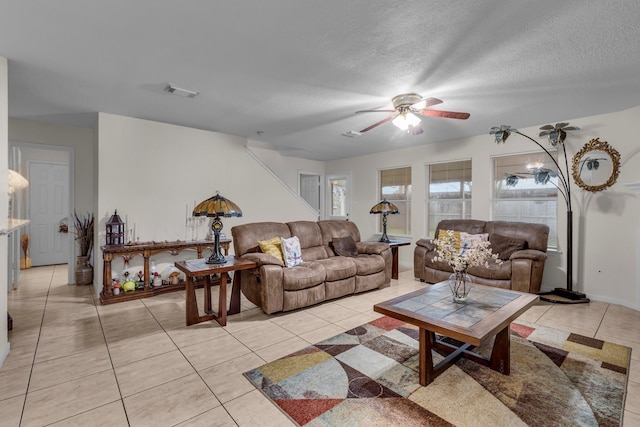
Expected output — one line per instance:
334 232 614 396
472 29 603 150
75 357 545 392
282 262 325 291
287 221 328 261
331 236 358 257
314 257 357 281
281 236 303 267
258 237 284 262
351 254 386 276
489 233 527 260
468 259 512 280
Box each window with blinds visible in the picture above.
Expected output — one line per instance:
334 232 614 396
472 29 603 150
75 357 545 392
379 167 411 236
425 160 472 236
492 152 558 247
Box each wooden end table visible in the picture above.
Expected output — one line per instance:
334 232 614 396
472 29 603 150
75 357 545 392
374 282 538 385
175 256 256 327
386 240 411 280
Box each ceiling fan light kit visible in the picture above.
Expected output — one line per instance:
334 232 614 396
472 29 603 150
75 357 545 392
355 93 470 135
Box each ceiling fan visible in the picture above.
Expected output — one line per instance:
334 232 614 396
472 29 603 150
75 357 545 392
356 93 470 135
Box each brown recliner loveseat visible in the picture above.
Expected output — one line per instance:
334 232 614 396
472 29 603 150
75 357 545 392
414 219 549 294
231 220 392 314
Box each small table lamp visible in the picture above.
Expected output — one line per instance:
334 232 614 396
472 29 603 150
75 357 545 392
370 199 399 243
193 192 242 264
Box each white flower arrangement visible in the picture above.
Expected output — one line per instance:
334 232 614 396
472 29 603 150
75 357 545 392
432 230 502 272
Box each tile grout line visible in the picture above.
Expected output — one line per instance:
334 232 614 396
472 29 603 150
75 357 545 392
93 278 134 427
17 264 56 426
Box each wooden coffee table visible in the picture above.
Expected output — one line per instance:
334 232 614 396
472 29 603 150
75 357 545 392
374 282 538 385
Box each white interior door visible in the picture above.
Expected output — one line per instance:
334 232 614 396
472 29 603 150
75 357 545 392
28 162 70 266
326 173 351 221
299 173 321 214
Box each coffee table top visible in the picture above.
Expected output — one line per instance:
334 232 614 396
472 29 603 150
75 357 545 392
374 282 538 345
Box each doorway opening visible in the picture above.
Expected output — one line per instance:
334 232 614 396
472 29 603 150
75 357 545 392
10 141 74 285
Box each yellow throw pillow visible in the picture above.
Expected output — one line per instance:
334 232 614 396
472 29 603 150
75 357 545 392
258 237 284 262
437 229 462 251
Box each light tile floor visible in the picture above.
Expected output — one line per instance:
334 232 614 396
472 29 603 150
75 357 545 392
2 264 639 426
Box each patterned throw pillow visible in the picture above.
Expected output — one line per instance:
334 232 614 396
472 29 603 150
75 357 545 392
459 232 489 255
280 236 303 267
258 237 284 262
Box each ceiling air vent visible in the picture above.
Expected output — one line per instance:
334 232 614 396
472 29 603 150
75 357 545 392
341 131 362 138
164 84 199 98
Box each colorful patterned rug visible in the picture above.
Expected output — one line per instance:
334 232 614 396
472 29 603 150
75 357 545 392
244 317 631 426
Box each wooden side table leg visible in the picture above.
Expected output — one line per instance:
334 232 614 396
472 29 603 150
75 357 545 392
204 275 212 314
490 325 511 374
218 273 228 326
229 272 242 315
391 246 399 280
185 277 200 326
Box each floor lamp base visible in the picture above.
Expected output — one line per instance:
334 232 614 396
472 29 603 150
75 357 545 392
538 288 590 304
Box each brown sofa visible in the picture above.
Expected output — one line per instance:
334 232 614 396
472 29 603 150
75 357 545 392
231 220 392 314
414 220 549 293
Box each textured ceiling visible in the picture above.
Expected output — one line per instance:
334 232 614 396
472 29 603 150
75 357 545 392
2 1 639 161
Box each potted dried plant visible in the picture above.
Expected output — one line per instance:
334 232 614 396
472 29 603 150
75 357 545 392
73 211 95 285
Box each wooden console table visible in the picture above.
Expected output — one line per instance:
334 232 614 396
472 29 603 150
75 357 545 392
100 239 230 304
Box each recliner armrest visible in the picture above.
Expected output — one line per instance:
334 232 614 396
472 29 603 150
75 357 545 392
416 238 436 252
356 241 389 255
509 249 547 262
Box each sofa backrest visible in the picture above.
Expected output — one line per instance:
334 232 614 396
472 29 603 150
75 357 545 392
435 219 486 236
317 220 361 255
434 219 549 253
287 221 328 261
231 222 291 257
485 221 549 252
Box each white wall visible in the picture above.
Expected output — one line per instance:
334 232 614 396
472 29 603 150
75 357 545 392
325 106 640 310
95 113 317 296
9 118 96 214
247 142 325 192
1 57 10 366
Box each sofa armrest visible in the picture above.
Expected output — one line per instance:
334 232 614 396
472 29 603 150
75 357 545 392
509 249 548 262
416 238 436 252
239 252 284 267
356 241 389 255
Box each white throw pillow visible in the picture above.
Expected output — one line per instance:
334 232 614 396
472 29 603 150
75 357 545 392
280 236 303 267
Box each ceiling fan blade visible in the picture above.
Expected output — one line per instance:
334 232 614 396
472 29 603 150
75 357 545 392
355 109 396 113
423 97 443 107
359 115 397 133
419 109 470 120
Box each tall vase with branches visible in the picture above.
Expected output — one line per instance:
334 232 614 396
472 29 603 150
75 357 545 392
73 211 95 285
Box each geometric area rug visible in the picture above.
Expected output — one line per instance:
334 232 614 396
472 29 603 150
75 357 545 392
244 316 631 426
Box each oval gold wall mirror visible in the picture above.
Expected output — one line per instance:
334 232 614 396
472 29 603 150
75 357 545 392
571 138 621 192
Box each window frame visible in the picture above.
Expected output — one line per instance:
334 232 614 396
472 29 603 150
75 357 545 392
424 159 472 237
491 150 559 248
377 166 411 238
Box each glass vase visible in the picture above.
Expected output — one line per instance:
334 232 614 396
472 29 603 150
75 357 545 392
448 270 472 302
